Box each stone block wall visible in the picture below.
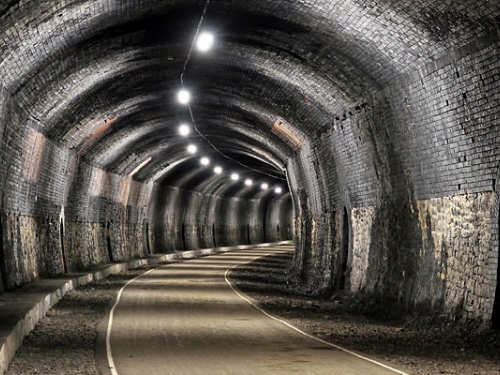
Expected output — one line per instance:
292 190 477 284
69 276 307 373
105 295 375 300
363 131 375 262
415 193 494 319
347 194 494 319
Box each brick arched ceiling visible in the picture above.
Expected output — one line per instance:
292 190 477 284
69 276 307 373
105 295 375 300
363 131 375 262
0 0 498 195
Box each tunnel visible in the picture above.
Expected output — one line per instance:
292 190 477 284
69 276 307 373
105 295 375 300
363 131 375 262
0 0 500 354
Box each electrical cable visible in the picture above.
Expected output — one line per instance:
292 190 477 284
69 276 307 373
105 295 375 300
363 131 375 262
179 0 287 182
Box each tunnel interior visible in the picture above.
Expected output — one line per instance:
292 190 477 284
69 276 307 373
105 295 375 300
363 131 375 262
0 0 499 325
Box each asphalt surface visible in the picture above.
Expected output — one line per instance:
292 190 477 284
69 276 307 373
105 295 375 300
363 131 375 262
98 246 407 375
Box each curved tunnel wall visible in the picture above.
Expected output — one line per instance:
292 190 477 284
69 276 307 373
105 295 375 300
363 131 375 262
150 185 293 252
0 1 499 326
0 88 294 288
0 91 153 287
287 32 500 322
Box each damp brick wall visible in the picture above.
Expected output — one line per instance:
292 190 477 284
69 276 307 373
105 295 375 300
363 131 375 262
383 38 500 200
308 33 500 211
0 0 498 325
0 85 154 288
291 31 500 321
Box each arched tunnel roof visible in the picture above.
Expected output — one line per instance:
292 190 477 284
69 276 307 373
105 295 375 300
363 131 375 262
3 1 500 359
0 0 498 197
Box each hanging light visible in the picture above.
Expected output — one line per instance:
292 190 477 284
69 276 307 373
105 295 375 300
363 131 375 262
245 179 253 186
196 32 214 52
275 187 283 194
200 157 210 166
177 89 191 105
214 166 222 174
261 183 269 190
187 144 197 154
179 124 190 136
231 173 239 181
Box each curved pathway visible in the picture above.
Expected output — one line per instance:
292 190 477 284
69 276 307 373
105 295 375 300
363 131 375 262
100 245 407 375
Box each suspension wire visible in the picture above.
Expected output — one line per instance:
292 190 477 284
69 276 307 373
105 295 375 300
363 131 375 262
180 0 210 86
179 0 287 182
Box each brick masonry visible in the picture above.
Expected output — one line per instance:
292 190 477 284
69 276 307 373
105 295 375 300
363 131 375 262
150 185 293 252
290 29 500 322
0 0 498 325
0 87 292 289
0 83 154 288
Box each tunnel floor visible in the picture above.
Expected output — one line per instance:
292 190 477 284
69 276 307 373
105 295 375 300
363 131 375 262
97 245 402 375
4 246 500 375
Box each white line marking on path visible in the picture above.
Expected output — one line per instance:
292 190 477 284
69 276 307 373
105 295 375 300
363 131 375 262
106 269 156 375
224 264 409 375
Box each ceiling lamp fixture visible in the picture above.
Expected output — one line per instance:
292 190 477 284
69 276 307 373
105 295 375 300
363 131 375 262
214 166 222 174
201 157 210 166
275 187 283 194
187 144 197 154
177 89 191 105
231 173 240 181
196 32 214 52
245 179 253 186
179 124 190 136
261 183 269 190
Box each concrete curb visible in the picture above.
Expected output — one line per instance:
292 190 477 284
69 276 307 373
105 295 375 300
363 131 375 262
0 241 292 375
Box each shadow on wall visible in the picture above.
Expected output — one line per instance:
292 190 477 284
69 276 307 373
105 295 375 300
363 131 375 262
143 220 151 255
364 197 428 315
293 188 312 285
352 100 448 318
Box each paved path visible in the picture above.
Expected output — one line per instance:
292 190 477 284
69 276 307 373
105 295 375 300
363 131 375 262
101 245 407 375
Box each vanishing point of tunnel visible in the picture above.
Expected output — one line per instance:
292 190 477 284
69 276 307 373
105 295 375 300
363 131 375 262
0 0 500 373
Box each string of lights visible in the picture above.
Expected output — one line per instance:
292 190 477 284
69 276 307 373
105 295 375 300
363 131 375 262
176 0 287 194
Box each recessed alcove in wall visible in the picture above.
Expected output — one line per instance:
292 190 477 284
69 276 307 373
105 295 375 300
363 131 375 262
144 221 151 255
59 218 68 273
339 207 350 291
491 204 500 329
0 216 6 294
106 221 113 262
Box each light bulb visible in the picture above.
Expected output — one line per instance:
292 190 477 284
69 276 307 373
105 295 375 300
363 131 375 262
177 89 191 105
201 157 210 166
196 32 214 52
179 124 190 136
187 144 197 154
